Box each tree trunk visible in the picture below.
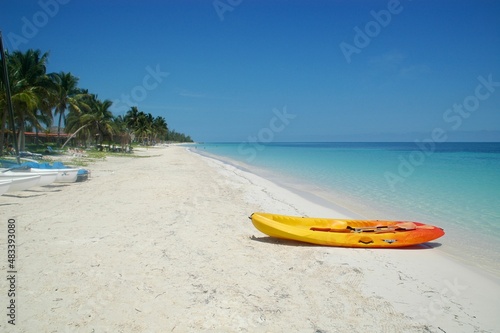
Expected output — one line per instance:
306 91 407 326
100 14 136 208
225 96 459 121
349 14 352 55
35 126 39 150
17 121 25 151
57 108 64 147
61 123 89 150
0 108 7 155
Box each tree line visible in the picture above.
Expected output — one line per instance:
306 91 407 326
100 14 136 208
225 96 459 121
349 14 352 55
0 48 193 155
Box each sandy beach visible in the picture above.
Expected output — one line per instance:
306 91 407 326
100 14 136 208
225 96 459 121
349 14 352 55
1 145 499 333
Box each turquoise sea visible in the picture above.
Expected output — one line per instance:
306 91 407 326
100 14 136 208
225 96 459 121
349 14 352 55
190 142 500 278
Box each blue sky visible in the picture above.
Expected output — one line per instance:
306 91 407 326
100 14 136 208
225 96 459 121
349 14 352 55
2 0 499 142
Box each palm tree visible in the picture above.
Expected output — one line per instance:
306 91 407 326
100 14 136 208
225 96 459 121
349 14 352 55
152 116 168 143
0 49 54 152
1 48 193 153
124 106 140 130
64 109 89 148
52 71 87 146
113 114 131 150
79 95 115 146
135 112 154 145
123 106 141 143
166 129 193 142
32 108 53 149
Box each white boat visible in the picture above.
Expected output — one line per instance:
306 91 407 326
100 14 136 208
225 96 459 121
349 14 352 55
0 179 12 195
0 174 41 192
31 168 79 183
27 170 58 186
2 170 57 187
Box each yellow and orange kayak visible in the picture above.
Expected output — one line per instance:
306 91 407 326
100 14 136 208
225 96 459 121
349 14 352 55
250 212 444 248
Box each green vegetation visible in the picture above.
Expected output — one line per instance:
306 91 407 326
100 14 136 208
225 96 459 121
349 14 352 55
0 48 193 156
122 106 182 146
67 151 146 167
28 147 158 168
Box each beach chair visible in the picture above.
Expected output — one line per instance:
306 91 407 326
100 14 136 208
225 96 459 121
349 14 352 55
19 151 43 159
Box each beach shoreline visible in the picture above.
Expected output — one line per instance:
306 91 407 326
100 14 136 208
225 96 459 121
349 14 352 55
1 145 498 332
190 145 500 282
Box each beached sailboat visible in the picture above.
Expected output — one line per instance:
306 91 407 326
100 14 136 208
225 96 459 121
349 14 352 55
30 167 79 183
0 179 12 195
1 170 57 186
0 174 41 192
250 212 445 248
0 159 87 183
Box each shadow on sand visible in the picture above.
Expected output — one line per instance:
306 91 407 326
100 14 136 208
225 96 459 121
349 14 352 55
249 235 442 250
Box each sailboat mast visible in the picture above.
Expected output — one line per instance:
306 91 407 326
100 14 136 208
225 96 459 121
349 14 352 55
0 31 20 163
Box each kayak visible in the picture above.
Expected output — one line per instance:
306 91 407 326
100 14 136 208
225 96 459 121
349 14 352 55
250 212 445 248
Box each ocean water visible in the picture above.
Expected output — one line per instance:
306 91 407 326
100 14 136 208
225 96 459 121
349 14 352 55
190 142 500 278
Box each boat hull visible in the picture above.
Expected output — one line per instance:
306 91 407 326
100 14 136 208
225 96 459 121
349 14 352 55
0 175 41 192
0 180 12 195
31 168 79 183
2 171 57 187
0 160 87 183
250 212 445 248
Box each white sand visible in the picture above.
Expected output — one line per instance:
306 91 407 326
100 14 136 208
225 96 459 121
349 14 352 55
1 146 499 332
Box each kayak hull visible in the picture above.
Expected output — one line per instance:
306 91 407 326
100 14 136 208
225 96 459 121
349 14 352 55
250 212 445 248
